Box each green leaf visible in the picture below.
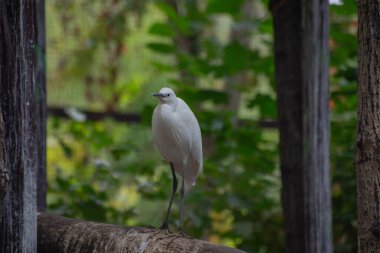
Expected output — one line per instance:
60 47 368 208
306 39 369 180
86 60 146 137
179 88 229 105
330 0 356 15
156 2 190 34
223 42 252 74
146 42 174 54
156 2 179 20
148 23 175 37
248 94 277 118
151 61 173 72
206 0 245 14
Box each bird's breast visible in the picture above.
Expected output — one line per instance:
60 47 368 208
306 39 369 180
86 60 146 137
152 105 189 164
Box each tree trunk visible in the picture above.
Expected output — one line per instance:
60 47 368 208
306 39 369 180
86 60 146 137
356 1 380 252
36 0 47 212
0 102 6 216
270 0 332 252
37 212 247 253
0 0 38 252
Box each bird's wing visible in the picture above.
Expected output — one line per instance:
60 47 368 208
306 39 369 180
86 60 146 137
152 104 190 164
152 99 202 190
176 98 203 176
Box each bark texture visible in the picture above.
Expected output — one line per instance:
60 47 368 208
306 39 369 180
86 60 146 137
0 0 9 210
0 0 38 252
271 0 332 252
356 1 380 252
36 0 47 212
38 213 246 253
0 108 7 211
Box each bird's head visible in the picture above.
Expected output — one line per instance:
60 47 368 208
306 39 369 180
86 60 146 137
152 87 177 104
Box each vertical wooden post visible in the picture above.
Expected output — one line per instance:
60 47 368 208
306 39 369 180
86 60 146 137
36 0 47 212
356 1 380 252
0 0 38 251
271 0 332 252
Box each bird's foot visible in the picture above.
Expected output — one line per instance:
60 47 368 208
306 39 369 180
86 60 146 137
150 223 173 242
144 223 172 242
176 229 192 239
159 222 172 234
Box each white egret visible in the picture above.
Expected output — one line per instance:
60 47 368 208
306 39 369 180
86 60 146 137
152 87 203 233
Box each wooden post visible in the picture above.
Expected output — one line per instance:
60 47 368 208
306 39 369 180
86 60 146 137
356 1 380 252
0 0 38 251
270 0 332 252
36 0 47 212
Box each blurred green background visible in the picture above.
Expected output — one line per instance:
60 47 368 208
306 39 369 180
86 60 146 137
45 0 357 252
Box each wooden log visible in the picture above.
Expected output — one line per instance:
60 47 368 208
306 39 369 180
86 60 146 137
38 212 247 253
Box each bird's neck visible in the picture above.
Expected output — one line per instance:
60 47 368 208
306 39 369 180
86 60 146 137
161 99 178 112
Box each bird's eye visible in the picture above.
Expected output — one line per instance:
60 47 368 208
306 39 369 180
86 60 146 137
166 93 171 97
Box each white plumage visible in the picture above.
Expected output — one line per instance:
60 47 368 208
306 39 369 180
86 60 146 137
152 87 202 232
152 87 202 191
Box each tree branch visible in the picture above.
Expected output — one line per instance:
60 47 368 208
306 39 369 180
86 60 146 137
38 212 247 253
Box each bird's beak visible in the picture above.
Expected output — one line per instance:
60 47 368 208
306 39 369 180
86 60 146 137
152 93 163 97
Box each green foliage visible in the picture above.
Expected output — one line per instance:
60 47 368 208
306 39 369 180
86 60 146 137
330 1 358 252
248 94 277 118
147 42 175 53
149 22 175 37
223 42 254 74
206 0 245 15
46 0 358 252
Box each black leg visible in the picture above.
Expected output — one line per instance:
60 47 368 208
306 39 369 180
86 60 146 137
160 162 177 231
179 172 185 233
